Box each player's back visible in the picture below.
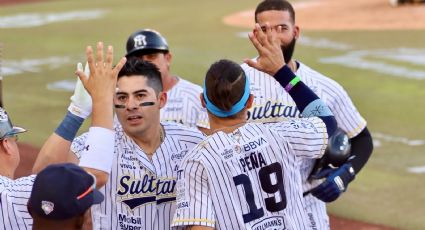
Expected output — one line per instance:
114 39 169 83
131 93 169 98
174 120 327 230
0 176 35 230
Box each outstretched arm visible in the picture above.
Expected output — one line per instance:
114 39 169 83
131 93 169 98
245 23 336 136
33 62 91 174
33 42 126 188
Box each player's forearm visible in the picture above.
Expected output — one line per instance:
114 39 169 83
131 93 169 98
32 133 72 174
274 65 337 135
347 127 373 173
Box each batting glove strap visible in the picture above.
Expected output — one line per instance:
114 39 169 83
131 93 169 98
310 163 355 203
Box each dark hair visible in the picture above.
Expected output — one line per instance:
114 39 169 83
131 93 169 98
118 57 163 94
255 0 295 24
205 59 246 112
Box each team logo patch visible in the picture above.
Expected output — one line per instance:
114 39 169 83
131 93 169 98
0 108 8 122
133 34 147 48
41 201 54 215
234 145 242 154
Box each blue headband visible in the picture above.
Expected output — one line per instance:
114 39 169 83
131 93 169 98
203 74 250 118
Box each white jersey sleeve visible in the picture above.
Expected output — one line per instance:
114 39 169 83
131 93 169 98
161 78 210 129
315 76 366 138
268 117 328 159
70 132 89 159
172 155 216 228
0 175 35 230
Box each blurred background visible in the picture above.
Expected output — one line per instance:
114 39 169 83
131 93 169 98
1 0 424 229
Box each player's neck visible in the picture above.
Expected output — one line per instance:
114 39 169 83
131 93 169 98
162 75 179 92
130 124 164 158
209 117 246 134
0 156 15 179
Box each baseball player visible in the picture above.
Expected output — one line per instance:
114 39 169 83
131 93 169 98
125 29 209 131
65 58 205 230
172 23 340 230
2 42 123 230
241 1 374 229
0 107 31 230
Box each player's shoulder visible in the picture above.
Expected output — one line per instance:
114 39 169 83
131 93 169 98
0 175 36 192
297 61 345 90
174 77 203 92
162 121 205 140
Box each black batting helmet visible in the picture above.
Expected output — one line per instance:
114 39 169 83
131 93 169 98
309 128 351 179
125 29 169 57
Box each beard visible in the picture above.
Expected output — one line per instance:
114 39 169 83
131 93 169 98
281 37 296 63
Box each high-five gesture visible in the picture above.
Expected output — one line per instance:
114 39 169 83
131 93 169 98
75 42 126 129
244 23 285 76
75 42 126 102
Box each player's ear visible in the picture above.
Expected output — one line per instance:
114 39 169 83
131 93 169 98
200 93 206 108
246 94 254 109
1 139 14 155
158 91 167 109
294 24 300 40
164 52 172 63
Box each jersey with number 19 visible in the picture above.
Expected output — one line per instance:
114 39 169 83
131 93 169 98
242 61 367 229
172 118 328 230
72 122 205 230
0 175 34 230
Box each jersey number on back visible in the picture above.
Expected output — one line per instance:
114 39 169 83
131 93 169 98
233 162 286 223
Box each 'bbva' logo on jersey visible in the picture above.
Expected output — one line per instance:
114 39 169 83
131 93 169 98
117 174 177 210
242 136 269 152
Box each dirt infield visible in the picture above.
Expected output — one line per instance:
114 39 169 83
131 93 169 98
223 0 425 31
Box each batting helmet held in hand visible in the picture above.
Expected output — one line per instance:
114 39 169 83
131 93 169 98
309 128 351 179
125 29 169 57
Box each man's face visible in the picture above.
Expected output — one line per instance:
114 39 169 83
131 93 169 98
139 52 172 80
256 10 299 62
114 76 166 136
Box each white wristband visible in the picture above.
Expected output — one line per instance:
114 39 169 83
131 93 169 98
78 127 115 173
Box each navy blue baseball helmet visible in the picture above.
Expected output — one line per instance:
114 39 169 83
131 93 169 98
125 29 169 57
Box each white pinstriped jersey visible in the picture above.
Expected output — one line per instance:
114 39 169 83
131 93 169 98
161 78 209 129
0 175 35 230
242 61 367 230
172 119 328 230
72 122 204 230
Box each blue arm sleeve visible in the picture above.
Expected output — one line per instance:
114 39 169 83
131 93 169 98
274 65 337 136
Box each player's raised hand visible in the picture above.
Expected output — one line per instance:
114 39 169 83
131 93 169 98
75 42 126 102
244 23 285 76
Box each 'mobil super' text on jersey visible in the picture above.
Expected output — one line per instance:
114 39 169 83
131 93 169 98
72 122 204 230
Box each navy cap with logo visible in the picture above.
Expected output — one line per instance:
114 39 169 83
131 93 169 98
0 107 26 139
28 163 104 220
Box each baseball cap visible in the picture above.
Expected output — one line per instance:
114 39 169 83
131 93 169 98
0 107 26 139
28 163 104 220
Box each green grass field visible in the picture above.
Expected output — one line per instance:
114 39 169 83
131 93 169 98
1 0 425 229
